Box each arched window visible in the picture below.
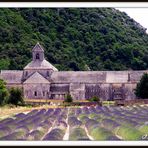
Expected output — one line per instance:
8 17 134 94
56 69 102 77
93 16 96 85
128 73 130 82
47 71 50 76
34 91 37 96
25 90 28 96
36 53 40 60
43 91 45 96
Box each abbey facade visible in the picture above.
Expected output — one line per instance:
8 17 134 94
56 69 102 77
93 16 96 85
0 43 148 101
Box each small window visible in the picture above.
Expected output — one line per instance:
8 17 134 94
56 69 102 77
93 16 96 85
43 91 45 96
128 73 130 81
36 53 40 60
34 91 37 96
47 71 50 76
25 71 28 76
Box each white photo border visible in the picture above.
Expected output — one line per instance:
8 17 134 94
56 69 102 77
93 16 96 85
0 2 148 146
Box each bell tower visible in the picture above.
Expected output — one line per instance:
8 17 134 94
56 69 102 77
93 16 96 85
23 42 58 81
32 42 45 61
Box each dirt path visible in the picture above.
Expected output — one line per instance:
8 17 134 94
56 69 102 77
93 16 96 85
63 108 70 140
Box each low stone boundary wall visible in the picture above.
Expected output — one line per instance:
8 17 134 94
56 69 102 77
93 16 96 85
115 99 148 106
24 98 148 106
70 102 101 106
24 99 63 106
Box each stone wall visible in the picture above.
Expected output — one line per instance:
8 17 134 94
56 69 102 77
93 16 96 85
50 70 148 101
50 83 69 100
85 84 101 100
23 83 50 99
106 71 129 83
99 83 111 101
70 83 85 100
124 83 137 100
51 70 148 83
1 69 148 101
130 71 147 82
68 82 138 101
0 70 23 84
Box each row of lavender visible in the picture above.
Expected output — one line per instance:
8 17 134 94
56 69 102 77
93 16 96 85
69 105 148 140
0 108 68 140
0 105 147 140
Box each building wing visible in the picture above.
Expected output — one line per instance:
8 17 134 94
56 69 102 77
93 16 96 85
0 70 23 84
51 70 148 83
50 71 107 83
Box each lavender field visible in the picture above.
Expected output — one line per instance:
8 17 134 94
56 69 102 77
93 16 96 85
0 105 148 141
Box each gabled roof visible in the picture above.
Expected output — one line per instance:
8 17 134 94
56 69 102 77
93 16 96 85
0 70 23 84
50 70 148 83
23 72 50 84
24 59 58 71
24 42 58 71
50 71 106 83
32 42 44 52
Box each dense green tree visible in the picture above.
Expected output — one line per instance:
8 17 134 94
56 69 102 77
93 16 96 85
0 59 10 70
8 88 24 106
0 8 148 71
0 79 9 106
93 96 100 102
135 73 148 99
64 93 73 103
88 96 100 102
69 61 80 71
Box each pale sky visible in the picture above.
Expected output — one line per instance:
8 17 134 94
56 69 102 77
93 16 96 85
116 8 148 33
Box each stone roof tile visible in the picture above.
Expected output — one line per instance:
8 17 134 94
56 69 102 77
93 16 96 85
32 42 44 52
23 72 50 84
50 71 107 83
0 70 23 84
24 59 58 71
51 70 148 83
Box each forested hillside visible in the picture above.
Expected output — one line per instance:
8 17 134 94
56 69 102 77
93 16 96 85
0 8 148 71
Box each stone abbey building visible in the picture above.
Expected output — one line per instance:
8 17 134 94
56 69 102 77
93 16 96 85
0 43 148 101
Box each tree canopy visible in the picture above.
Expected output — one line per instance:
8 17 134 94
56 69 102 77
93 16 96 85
0 8 148 71
135 73 148 99
64 93 73 103
0 79 9 106
8 87 24 106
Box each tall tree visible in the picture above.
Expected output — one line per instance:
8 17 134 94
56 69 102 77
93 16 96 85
0 79 9 106
135 73 148 99
64 93 73 103
8 88 24 106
